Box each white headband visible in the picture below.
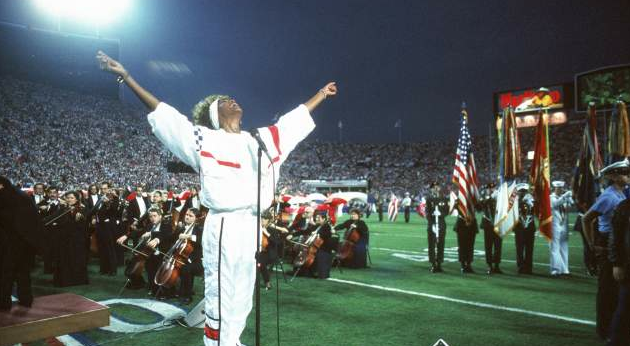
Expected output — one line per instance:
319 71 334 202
208 99 220 129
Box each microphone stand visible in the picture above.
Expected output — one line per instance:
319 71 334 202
255 146 262 346
252 129 274 346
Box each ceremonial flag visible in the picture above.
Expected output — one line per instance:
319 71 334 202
493 181 519 237
499 106 522 179
388 194 399 222
452 106 479 220
416 196 427 217
493 106 521 237
606 101 630 165
529 111 553 240
572 103 602 212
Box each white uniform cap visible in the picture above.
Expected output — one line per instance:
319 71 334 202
599 158 630 178
551 181 565 188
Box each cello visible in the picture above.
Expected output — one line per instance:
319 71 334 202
154 224 192 288
292 218 329 269
337 222 360 261
121 237 154 283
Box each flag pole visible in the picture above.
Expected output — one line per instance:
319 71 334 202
339 125 342 143
488 121 493 181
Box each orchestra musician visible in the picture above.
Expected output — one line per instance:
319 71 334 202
117 207 172 297
128 185 150 223
94 181 120 276
259 210 289 290
334 208 369 268
47 191 89 287
85 184 100 210
176 208 204 305
32 182 46 206
180 186 201 217
163 187 182 214
288 211 336 279
41 186 62 274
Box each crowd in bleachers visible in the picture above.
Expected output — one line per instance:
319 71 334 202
1 76 587 196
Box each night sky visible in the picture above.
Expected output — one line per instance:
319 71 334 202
1 0 629 143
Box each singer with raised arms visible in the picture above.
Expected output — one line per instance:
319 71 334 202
96 51 337 346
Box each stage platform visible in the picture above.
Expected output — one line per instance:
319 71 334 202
0 293 109 346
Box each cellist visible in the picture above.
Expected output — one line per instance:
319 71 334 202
334 208 369 268
117 207 171 298
287 211 335 279
176 208 204 305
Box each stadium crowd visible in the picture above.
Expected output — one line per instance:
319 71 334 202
1 76 586 197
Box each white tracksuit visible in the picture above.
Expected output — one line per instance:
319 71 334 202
148 102 314 346
549 192 573 275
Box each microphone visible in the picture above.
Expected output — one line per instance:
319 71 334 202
249 128 273 162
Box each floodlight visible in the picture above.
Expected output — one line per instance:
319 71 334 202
33 0 132 26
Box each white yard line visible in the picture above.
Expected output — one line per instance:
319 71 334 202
327 278 595 326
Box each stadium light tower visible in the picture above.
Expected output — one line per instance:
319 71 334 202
33 0 132 27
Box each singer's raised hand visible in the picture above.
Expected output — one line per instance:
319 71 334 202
304 81 338 113
96 50 127 78
96 50 160 110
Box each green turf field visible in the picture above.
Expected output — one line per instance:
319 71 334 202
27 213 600 346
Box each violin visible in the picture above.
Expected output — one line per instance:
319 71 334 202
261 222 289 251
262 229 270 251
154 224 193 288
42 205 78 226
338 222 360 261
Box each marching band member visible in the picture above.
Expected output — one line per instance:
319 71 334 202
97 50 336 346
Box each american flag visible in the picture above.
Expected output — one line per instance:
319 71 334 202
452 108 479 220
